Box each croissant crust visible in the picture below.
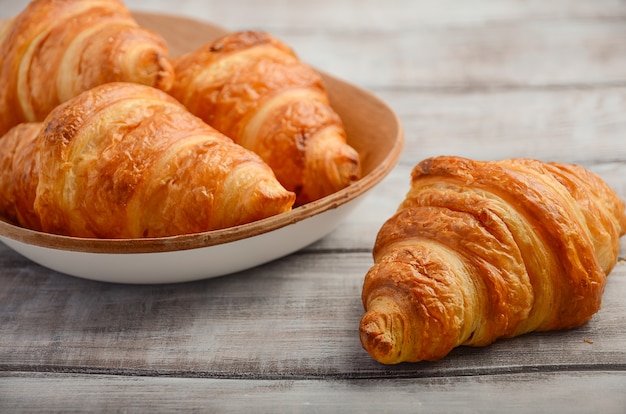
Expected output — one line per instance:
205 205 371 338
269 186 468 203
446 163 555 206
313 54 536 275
0 123 43 231
170 31 362 205
0 0 175 136
360 156 626 364
0 82 295 238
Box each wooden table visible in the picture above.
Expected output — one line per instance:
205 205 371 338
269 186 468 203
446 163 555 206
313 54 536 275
2 0 625 412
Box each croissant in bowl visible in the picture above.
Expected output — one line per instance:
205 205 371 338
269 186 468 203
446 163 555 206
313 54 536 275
360 156 626 364
0 82 295 238
170 31 362 205
0 0 175 136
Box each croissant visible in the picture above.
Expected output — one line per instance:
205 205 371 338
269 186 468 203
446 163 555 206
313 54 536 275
360 156 626 364
0 0 175 136
0 82 295 238
169 31 362 205
0 123 43 232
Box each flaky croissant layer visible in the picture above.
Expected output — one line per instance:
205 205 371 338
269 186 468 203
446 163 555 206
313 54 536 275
0 0 175 136
360 156 626 364
170 31 362 205
0 82 295 238
0 123 43 232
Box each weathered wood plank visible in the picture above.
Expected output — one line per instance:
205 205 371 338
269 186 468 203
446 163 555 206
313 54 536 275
282 20 626 89
6 0 626 28
1 246 624 378
131 0 626 30
2 371 626 413
379 87 626 165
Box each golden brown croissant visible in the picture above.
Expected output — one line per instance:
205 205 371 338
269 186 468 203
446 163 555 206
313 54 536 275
169 31 362 205
0 0 175 136
0 82 295 238
360 156 626 364
0 122 43 232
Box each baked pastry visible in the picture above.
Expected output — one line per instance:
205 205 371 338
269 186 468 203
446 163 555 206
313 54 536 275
360 156 626 364
0 0 175 136
0 122 43 231
0 82 295 238
170 31 361 205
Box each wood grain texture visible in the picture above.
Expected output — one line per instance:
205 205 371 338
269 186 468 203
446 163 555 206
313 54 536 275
1 0 625 411
1 246 624 378
2 371 626 413
385 87 626 164
4 0 626 27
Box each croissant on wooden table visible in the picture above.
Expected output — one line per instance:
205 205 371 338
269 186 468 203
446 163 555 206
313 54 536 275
0 0 175 136
170 31 362 205
0 82 295 238
360 156 626 364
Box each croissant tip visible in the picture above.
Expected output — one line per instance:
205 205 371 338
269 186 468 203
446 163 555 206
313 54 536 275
336 152 362 184
359 312 401 365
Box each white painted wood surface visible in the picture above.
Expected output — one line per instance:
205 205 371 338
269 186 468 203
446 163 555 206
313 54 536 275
1 0 625 412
